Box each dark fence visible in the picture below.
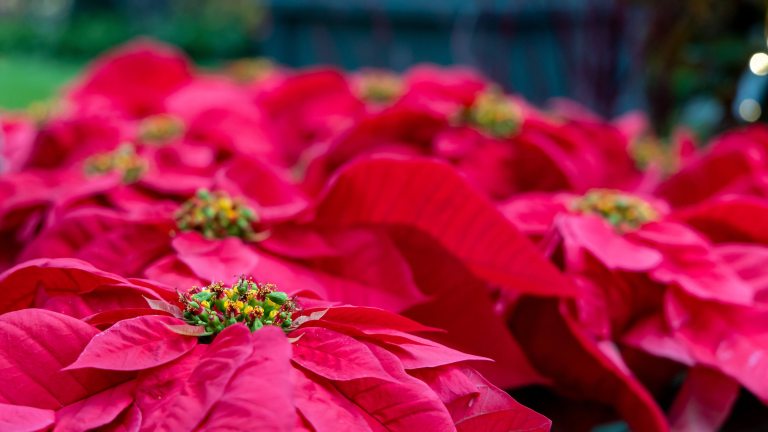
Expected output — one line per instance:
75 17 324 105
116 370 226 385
262 0 650 116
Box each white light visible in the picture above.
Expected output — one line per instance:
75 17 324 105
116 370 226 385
739 99 762 122
750 53 768 75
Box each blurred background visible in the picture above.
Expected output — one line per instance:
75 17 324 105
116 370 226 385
1 0 767 139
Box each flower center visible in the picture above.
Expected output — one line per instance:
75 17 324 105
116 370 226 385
180 277 297 335
27 99 62 125
138 114 185 145
463 89 521 138
226 58 276 84
84 143 146 183
572 189 659 231
356 71 403 104
631 138 677 174
175 189 260 240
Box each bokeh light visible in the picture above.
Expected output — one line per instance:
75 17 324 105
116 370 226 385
739 98 762 122
750 52 768 75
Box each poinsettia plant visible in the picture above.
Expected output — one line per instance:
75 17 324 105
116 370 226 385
0 260 550 431
4 37 768 431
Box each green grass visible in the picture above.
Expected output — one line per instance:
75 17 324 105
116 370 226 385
0 55 84 110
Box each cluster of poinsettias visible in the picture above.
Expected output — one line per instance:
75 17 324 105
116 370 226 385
3 39 768 431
